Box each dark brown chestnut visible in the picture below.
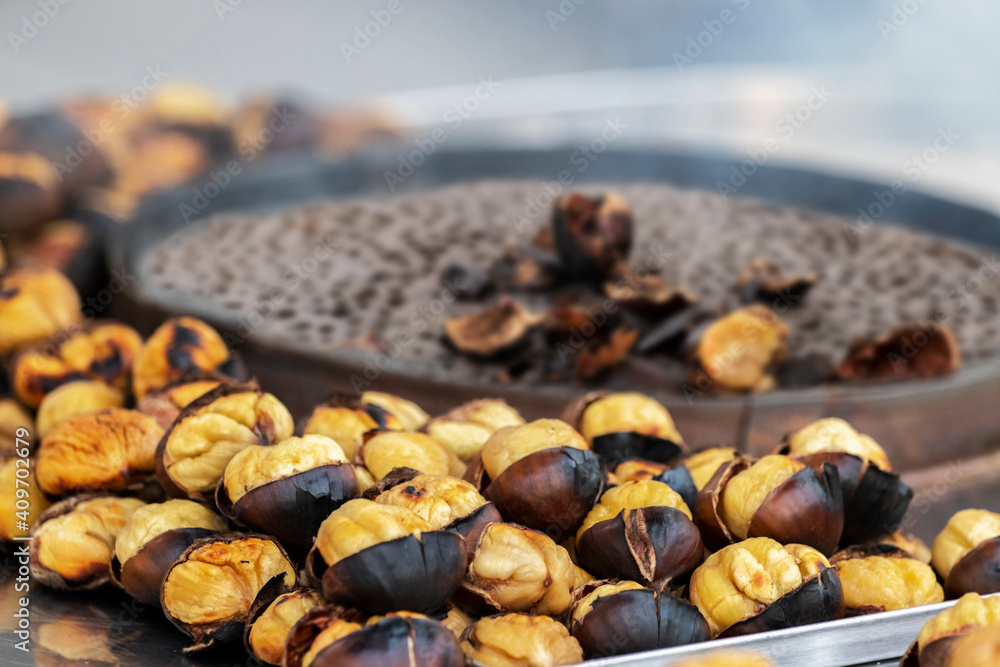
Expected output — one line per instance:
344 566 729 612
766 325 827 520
784 418 912 545
932 509 1000 598
131 316 232 399
562 391 684 466
371 472 502 538
696 454 843 555
460 613 583 667
831 545 942 615
474 418 603 542
575 480 702 590
30 495 146 590
244 580 324 666
216 434 359 550
160 532 295 652
110 499 227 605
568 580 711 658
155 384 294 501
552 191 633 280
900 593 1000 667
307 498 466 615
689 537 844 637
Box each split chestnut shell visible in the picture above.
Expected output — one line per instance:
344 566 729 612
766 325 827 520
932 509 1000 598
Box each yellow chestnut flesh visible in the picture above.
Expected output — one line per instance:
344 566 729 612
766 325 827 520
0 269 81 356
685 447 739 490
919 593 1000 649
481 419 588 480
948 625 1000 667
361 391 429 431
115 499 227 565
223 435 348 503
720 455 805 540
0 458 50 540
837 557 943 611
248 589 324 666
132 317 230 399
36 381 125 438
577 479 691 540
697 305 788 391
314 498 429 567
461 613 583 667
579 392 682 444
358 431 464 481
428 399 525 462
787 418 890 471
932 509 1000 579
375 474 488 529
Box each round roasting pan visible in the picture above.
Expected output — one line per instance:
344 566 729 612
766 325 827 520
110 146 1000 487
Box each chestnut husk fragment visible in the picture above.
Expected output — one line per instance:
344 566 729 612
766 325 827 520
444 297 542 358
576 506 703 590
736 259 816 306
215 463 359 551
653 465 699 513
944 536 1000 598
242 575 294 659
792 450 912 546
604 275 696 318
570 584 711 658
110 527 216 606
719 568 845 638
312 531 466 615
836 323 961 381
481 446 603 543
696 458 844 556
307 614 464 667
552 192 633 281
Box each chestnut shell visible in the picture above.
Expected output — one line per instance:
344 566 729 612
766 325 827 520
482 446 603 543
309 615 464 667
313 531 466 615
283 605 368 667
110 527 216 606
215 463 359 551
576 506 703 590
571 585 711 658
899 635 962 667
719 567 845 637
945 536 1000 598
654 465 699 513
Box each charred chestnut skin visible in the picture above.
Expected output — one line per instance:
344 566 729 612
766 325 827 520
576 506 703 591
309 531 466 616
216 464 359 552
479 446 603 543
111 527 215 606
569 582 711 658
696 457 844 556
720 568 845 638
945 537 1000 598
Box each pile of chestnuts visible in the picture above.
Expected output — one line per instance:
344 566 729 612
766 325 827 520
5 271 1000 667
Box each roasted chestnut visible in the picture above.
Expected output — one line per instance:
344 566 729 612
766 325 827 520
361 391 430 430
135 374 230 430
302 394 406 460
286 609 464 667
0 456 50 542
444 297 542 358
784 417 912 545
160 533 295 652
245 585 324 666
155 384 294 500
552 191 633 280
608 459 668 485
35 408 164 497
945 625 1000 667
696 305 789 391
12 321 142 408
110 499 228 605
0 397 34 461
869 530 932 564
672 653 774 667
474 418 603 542
131 316 231 399
932 508 1000 597
832 546 942 615
901 593 1000 667
36 380 125 438
459 522 577 616
562 391 684 465
30 495 146 590
460 613 583 667
697 454 843 555
216 434 359 550
568 580 710 658
308 498 466 614
0 151 62 233
356 431 465 481
682 446 738 490
371 472 502 537
426 398 525 462
689 537 844 637
575 480 702 590
0 269 81 355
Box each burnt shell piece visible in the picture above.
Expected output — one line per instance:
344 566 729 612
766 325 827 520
695 458 751 552
576 506 703 590
283 605 368 667
111 527 216 606
747 463 844 556
445 502 504 539
552 192 633 280
483 446 603 543
836 323 961 381
444 297 542 358
571 587 711 658
309 615 464 667
719 568 845 638
215 464 359 551
945 536 1000 598
320 531 466 615
654 466 699 513
591 432 683 467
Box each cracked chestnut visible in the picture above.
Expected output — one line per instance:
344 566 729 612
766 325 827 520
0 269 81 355
900 593 1000 667
302 393 407 460
161 533 295 652
689 537 844 637
371 472 501 538
356 430 465 482
110 499 227 605
569 580 710 658
460 613 583 667
132 316 232 399
696 305 789 391
831 545 942 615
36 380 124 438
575 480 702 590
696 454 843 555
562 391 684 466
307 498 466 614
216 434 359 550
361 391 429 430
244 583 324 666
425 398 525 462
135 374 231 430
932 509 1000 597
